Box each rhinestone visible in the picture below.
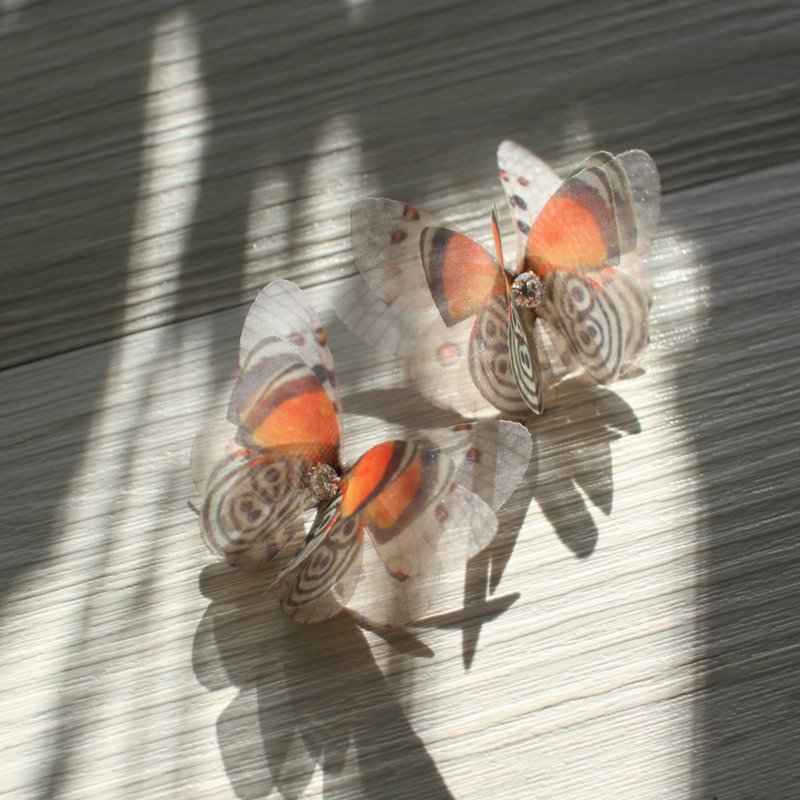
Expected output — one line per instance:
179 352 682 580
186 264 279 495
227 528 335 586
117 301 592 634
308 463 341 502
510 272 545 309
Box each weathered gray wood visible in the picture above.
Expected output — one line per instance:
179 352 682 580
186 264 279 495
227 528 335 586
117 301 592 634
1 1 799 798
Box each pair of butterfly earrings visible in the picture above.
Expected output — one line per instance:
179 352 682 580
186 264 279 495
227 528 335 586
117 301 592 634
192 141 660 627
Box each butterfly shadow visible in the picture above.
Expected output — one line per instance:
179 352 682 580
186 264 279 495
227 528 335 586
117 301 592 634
527 382 642 559
192 563 454 800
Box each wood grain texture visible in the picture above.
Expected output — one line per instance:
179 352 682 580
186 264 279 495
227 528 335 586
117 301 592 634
1 1 798 798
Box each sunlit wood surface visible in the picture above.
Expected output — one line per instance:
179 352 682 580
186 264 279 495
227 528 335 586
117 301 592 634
2 2 799 798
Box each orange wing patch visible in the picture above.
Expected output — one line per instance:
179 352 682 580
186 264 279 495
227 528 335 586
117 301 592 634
366 454 424 530
340 441 399 517
340 439 451 544
526 194 611 275
421 227 503 326
238 370 340 465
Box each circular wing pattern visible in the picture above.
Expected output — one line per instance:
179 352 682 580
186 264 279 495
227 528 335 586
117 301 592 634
201 455 310 561
508 300 544 415
468 293 530 415
284 508 363 608
545 272 624 385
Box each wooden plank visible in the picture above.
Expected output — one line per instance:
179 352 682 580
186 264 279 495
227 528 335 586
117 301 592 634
2 1 798 366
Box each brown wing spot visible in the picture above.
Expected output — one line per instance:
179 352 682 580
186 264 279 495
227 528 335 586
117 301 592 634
314 327 328 346
518 220 531 235
435 503 449 524
403 205 420 221
466 446 481 463
385 263 402 279
390 228 407 244
289 331 305 345
518 176 530 187
436 342 461 366
512 194 528 210
387 566 410 582
454 422 473 431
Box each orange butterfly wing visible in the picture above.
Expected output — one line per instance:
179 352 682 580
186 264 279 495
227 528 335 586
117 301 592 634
194 284 343 569
229 337 340 467
419 227 505 325
525 163 619 276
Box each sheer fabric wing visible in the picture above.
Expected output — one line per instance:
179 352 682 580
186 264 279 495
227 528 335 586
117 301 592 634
422 420 533 512
497 140 563 270
543 271 626 385
614 149 660 303
348 482 498 626
543 266 651 383
351 198 452 311
240 279 341 417
282 501 364 619
228 336 340 466
335 273 438 361
419 226 504 326
410 309 519 417
507 292 544 415
463 292 530 415
199 449 312 568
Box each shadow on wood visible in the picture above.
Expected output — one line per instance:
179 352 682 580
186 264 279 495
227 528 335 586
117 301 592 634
193 563 454 799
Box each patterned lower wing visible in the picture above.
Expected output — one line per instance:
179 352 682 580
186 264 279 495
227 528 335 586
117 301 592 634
410 310 505 417
544 271 625 385
200 451 312 567
282 507 365 623
508 300 544 415
467 293 531 415
607 269 652 373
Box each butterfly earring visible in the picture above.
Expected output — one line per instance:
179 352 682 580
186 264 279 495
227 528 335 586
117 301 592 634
192 280 532 626
337 141 660 417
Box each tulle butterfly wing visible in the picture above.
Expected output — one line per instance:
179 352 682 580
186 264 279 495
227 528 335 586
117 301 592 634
280 437 454 623
348 197 445 327
500 142 659 384
193 288 343 567
422 420 533 512
228 335 340 463
239 279 341 420
419 221 531 415
497 139 563 271
347 420 533 626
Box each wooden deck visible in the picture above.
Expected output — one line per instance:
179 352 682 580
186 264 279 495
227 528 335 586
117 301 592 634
2 1 799 797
